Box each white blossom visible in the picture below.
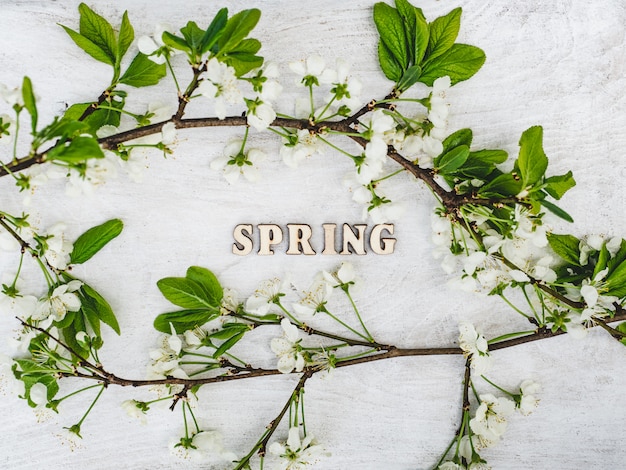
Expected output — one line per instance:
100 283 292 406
247 100 276 131
292 274 333 317
32 280 83 325
197 58 244 119
289 55 336 85
271 318 305 374
469 393 515 448
212 139 266 183
269 426 327 469
280 129 323 168
148 327 188 379
137 23 174 64
518 380 541 415
41 223 73 270
121 399 148 424
246 277 290 315
66 153 119 197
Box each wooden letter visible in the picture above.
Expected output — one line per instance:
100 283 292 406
286 224 316 255
232 224 253 255
370 224 396 254
258 224 283 255
341 224 367 255
322 223 338 255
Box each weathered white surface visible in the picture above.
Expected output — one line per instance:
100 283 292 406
0 1 625 469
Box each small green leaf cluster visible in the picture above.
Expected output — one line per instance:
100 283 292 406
162 8 262 75
374 0 484 92
436 126 575 222
61 3 165 88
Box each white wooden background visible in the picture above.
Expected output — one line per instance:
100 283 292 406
1 1 626 469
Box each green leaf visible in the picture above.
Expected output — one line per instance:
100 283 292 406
119 53 167 87
468 149 507 164
606 259 626 298
63 321 89 361
222 38 263 77
547 233 581 266
457 150 507 179
608 239 626 273
419 43 485 86
435 145 469 174
21 76 38 134
162 31 190 52
378 41 403 81
374 3 409 71
78 3 117 64
540 199 573 223
81 300 102 338
117 11 134 63
46 135 105 163
185 266 223 307
61 25 114 66
81 283 120 335
209 322 249 339
212 331 245 359
180 21 205 53
64 99 124 135
544 171 576 200
394 0 417 64
217 9 261 54
477 173 522 197
396 65 422 92
153 309 219 334
201 7 228 54
593 244 610 279
71 219 123 265
157 277 216 309
516 126 548 187
395 0 428 65
425 8 461 62
442 128 472 153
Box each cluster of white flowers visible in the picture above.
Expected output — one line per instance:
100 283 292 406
431 206 557 295
269 426 327 470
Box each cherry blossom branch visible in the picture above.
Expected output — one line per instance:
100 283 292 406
21 310 626 390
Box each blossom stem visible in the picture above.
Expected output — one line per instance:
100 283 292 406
320 306 370 342
54 384 102 404
371 168 404 184
317 135 357 159
274 300 301 326
75 384 105 428
316 94 337 122
12 108 21 161
164 55 181 93
335 348 378 362
343 287 374 342
488 330 536 344
498 292 530 319
480 375 514 398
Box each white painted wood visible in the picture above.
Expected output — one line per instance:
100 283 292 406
0 1 625 469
